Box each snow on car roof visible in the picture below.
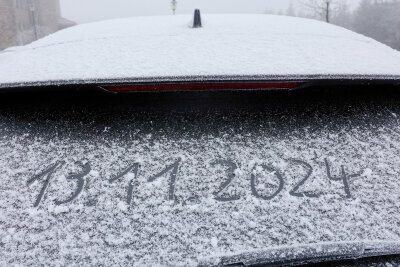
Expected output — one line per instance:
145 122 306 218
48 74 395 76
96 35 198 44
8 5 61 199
0 14 400 88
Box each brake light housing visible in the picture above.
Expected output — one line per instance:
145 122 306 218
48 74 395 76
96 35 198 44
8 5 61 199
101 81 304 92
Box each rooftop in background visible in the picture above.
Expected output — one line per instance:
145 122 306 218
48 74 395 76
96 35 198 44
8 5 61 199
0 0 75 50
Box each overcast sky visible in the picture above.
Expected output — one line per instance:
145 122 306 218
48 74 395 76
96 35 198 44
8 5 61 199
60 0 298 23
60 0 361 24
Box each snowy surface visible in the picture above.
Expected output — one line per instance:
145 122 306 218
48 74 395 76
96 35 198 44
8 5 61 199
1 90 400 265
0 14 400 88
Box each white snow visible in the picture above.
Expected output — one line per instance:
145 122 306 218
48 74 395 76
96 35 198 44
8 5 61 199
2 116 400 265
0 14 400 87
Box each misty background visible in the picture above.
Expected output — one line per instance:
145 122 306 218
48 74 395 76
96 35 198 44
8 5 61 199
59 0 362 23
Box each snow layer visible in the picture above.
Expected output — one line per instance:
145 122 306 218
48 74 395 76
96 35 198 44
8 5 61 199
0 14 400 87
2 91 400 265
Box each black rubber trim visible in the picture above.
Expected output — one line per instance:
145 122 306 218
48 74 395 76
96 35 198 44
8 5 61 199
0 75 399 93
0 74 399 90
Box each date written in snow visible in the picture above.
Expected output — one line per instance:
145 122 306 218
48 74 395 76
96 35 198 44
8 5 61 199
27 158 362 208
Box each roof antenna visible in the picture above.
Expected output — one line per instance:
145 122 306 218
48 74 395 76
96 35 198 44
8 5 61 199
193 9 202 28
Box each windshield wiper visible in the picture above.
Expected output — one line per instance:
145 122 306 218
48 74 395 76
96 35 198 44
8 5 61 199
199 241 400 267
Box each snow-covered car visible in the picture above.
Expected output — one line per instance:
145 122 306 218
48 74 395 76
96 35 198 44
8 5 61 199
1 12 400 266
0 12 399 91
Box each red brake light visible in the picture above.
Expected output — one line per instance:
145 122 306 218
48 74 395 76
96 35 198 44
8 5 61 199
102 81 303 92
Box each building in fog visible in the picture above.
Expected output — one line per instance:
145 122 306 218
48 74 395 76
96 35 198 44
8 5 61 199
0 0 75 50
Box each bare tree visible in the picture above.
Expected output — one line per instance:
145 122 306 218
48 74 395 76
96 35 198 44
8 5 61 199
298 0 400 51
331 1 352 28
286 2 296 17
301 0 336 22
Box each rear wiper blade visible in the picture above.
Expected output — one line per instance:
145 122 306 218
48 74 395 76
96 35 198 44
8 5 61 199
199 241 400 267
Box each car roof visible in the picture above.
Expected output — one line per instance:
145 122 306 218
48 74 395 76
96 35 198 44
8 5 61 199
0 14 400 88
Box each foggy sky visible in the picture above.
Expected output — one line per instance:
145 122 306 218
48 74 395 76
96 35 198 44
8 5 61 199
60 0 295 23
60 0 361 24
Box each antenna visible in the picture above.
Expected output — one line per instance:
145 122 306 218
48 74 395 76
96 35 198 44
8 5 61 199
193 9 202 28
